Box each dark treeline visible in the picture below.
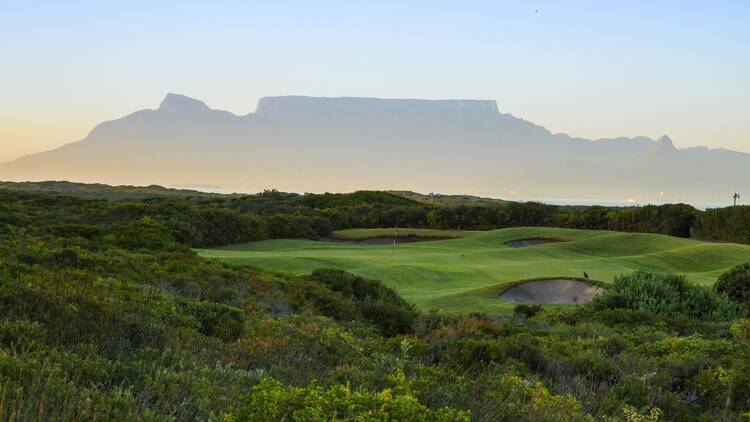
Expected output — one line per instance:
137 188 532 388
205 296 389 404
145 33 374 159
217 190 749 244
1 188 748 248
693 205 750 244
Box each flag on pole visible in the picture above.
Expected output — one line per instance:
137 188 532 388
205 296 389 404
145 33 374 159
393 225 398 255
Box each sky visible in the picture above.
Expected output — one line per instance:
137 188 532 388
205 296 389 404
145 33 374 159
1 0 748 162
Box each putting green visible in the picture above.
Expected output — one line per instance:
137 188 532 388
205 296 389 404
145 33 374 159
196 227 750 314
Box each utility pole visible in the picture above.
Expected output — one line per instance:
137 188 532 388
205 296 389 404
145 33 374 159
734 193 740 206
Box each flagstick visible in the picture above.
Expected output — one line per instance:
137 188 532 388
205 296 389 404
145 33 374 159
393 225 398 256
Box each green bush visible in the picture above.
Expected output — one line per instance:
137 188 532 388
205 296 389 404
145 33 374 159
514 304 542 318
48 248 87 268
47 224 103 240
309 269 418 336
166 209 268 247
184 300 244 341
588 271 742 321
267 214 321 239
226 378 470 421
480 373 593 422
107 217 184 251
0 319 46 353
415 309 461 335
716 262 750 311
289 280 360 321
694 206 750 243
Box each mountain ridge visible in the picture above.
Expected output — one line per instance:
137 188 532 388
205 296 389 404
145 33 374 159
2 93 748 203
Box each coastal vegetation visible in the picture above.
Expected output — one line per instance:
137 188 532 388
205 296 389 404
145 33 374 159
1 184 749 420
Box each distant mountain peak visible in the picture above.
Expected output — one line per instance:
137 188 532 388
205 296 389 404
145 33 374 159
656 135 676 150
158 93 210 114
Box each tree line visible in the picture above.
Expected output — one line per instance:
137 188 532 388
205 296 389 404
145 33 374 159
2 188 748 248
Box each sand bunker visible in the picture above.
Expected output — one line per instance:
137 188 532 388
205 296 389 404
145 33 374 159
505 237 566 248
499 279 605 305
320 236 453 244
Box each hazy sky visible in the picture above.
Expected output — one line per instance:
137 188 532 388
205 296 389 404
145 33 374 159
1 0 748 162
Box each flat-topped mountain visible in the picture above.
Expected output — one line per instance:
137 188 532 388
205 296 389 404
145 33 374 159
255 96 500 117
2 94 748 203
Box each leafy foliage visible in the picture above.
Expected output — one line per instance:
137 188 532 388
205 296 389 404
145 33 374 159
227 377 469 421
304 269 419 336
716 261 750 311
589 271 742 321
514 304 543 318
1 185 750 420
6 182 747 246
694 205 750 244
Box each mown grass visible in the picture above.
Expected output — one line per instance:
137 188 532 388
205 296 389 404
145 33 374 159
197 227 750 314
326 228 479 240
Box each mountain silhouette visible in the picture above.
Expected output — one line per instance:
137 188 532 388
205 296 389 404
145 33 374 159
2 93 748 203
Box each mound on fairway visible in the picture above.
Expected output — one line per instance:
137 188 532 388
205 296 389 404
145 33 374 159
499 279 605 304
505 237 566 248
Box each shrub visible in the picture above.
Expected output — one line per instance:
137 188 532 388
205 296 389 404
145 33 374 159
226 378 470 421
289 280 360 322
267 214 320 240
588 271 742 321
48 248 86 268
481 373 593 421
309 269 418 336
361 301 418 337
184 300 244 341
107 217 184 251
715 262 750 311
690 367 731 405
47 224 103 240
732 319 750 343
0 319 47 353
694 206 750 244
622 405 664 422
415 309 461 335
166 209 268 247
514 304 542 318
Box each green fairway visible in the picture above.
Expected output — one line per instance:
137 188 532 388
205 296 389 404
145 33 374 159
325 227 479 240
196 227 750 314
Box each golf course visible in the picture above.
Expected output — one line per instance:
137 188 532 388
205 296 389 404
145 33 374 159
197 227 750 314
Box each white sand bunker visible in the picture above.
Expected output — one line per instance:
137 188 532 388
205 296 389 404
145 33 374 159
499 279 605 305
505 237 565 248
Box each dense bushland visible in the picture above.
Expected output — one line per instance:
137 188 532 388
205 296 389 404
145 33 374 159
2 186 750 420
7 181 750 245
1 187 739 251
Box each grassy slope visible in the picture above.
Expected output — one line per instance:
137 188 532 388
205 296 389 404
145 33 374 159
197 227 750 314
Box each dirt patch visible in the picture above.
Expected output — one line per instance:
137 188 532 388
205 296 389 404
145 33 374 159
499 279 605 305
505 237 566 248
320 235 454 244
